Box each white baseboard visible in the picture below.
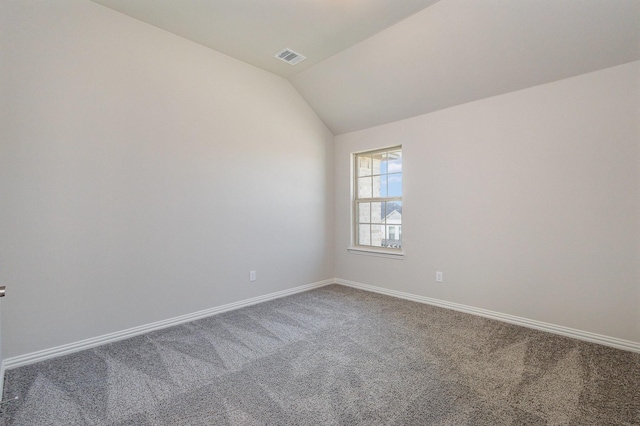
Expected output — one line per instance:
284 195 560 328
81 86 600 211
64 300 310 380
3 279 335 371
0 359 4 401
336 278 640 353
5 277 638 376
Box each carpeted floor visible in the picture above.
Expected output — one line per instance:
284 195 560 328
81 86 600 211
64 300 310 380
1 285 639 425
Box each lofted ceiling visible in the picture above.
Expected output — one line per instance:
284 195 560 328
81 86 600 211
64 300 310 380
90 0 442 78
91 0 640 135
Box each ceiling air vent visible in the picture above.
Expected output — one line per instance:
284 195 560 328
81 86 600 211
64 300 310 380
274 48 306 65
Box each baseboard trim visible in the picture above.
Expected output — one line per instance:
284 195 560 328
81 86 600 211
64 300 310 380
3 279 335 371
335 278 640 353
0 359 4 400
6 277 637 372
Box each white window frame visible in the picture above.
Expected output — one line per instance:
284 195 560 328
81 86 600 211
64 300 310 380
348 146 404 259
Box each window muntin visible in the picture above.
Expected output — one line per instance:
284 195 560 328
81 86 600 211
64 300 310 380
354 147 402 250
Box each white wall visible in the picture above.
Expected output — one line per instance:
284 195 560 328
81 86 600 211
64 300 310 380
334 61 640 343
0 0 334 359
1 1 637 362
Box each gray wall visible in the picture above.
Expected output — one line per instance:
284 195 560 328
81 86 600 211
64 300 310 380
334 61 640 343
0 0 334 358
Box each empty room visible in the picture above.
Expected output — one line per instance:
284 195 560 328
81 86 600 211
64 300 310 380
1 0 639 424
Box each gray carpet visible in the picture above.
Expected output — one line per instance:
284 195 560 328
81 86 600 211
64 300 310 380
1 285 639 425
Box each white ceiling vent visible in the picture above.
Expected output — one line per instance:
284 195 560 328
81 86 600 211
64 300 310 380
274 48 306 65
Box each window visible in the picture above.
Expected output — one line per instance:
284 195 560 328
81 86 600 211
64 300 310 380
352 146 402 255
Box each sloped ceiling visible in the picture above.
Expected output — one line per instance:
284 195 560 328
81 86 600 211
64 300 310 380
291 0 640 134
92 0 640 135
90 0 442 78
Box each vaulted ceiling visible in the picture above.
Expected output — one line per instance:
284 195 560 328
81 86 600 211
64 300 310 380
92 0 640 135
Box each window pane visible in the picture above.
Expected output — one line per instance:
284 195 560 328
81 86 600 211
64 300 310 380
358 224 371 246
386 201 402 223
380 175 388 197
371 225 385 247
388 173 402 197
372 151 387 175
372 175 383 198
386 225 402 248
373 175 387 198
357 155 372 177
353 146 402 251
358 202 371 224
371 202 383 223
358 177 372 198
388 150 402 173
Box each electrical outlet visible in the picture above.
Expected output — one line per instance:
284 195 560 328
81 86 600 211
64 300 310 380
250 271 256 282
436 271 443 283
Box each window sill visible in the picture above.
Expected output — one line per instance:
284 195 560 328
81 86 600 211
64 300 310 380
347 246 404 259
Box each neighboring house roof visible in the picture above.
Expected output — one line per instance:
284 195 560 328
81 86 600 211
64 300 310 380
385 210 401 224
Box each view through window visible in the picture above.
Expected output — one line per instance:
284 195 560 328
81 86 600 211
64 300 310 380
354 146 402 250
